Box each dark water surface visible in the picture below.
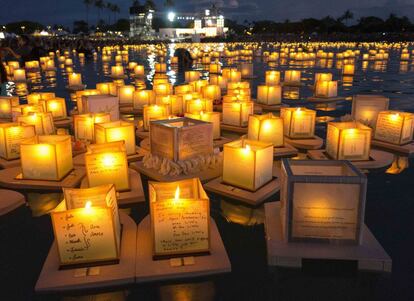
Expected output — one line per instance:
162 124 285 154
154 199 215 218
2 43 414 301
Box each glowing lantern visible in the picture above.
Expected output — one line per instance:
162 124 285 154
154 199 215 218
351 95 389 128
201 85 221 103
111 66 124 77
0 123 36 160
223 139 274 191
239 62 253 78
25 60 40 70
73 113 111 142
185 71 201 83
343 64 355 75
17 112 55 135
222 101 254 127
265 71 281 86
143 105 169 131
280 107 316 139
209 63 221 74
118 85 135 105
149 178 210 257
314 81 338 98
158 95 183 115
185 98 213 114
96 82 111 94
222 68 241 82
326 121 372 161
190 80 209 93
174 84 194 95
68 73 82 87
81 95 119 121
153 83 173 96
227 82 251 97
13 69 26 82
184 111 221 139
85 141 130 191
133 90 155 109
134 65 145 77
284 70 301 85
20 135 73 181
314 73 332 83
209 74 228 90
374 111 414 145
94 121 136 156
248 114 284 147
155 63 167 73
150 117 213 162
0 96 19 119
280 159 366 244
51 184 121 267
257 85 282 105
45 97 67 119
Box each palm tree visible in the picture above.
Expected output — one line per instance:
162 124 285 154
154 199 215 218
111 4 120 23
145 0 156 10
164 0 174 8
95 0 105 24
83 0 94 26
339 10 354 26
106 2 112 24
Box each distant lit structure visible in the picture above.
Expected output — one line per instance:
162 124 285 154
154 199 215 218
159 5 228 40
129 4 155 39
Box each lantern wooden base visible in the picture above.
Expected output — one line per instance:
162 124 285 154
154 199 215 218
221 123 248 134
140 138 150 151
0 158 21 169
131 161 222 184
204 177 280 207
284 136 324 150
73 146 148 166
35 212 136 293
274 144 298 158
372 140 414 156
307 96 346 103
307 149 394 170
109 75 127 80
139 137 234 151
81 169 145 206
282 82 302 87
255 103 288 112
264 202 392 272
0 167 85 191
120 106 143 115
54 117 73 128
65 84 86 91
0 189 25 216
214 104 263 114
135 215 231 283
136 129 149 140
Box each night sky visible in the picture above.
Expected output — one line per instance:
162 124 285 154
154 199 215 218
1 0 413 26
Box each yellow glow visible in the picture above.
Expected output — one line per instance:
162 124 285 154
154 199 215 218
36 144 51 157
175 186 180 201
390 113 400 122
48 101 58 110
102 154 116 167
262 120 272 131
243 144 251 154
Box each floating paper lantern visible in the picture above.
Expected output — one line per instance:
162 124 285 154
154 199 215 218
314 73 332 83
257 85 282 105
227 82 251 97
265 71 281 86
158 95 183 115
280 159 367 244
68 73 82 87
81 95 119 121
351 95 390 128
185 71 201 83
153 83 173 96
184 112 221 139
239 63 253 78
12 104 43 120
118 85 135 105
52 184 121 267
143 105 169 131
85 141 130 191
73 113 111 142
209 63 221 74
342 64 355 75
222 68 241 83
280 107 316 139
174 84 194 95
133 90 155 109
223 139 274 191
95 121 136 156
374 111 414 145
190 80 209 93
170 56 178 64
209 74 227 90
150 117 213 162
284 70 301 85
13 69 26 82
0 96 19 119
134 65 145 77
17 112 55 135
155 63 167 73
0 123 36 160
45 97 67 119
20 135 73 181
96 82 111 94
111 66 124 77
185 98 213 114
314 80 338 98
109 80 124 96
201 85 221 103
326 121 372 161
25 60 40 70
248 114 284 147
149 178 210 257
222 101 254 127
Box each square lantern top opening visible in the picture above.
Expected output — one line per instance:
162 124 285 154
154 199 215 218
282 159 365 179
329 121 371 131
225 139 273 152
151 117 211 129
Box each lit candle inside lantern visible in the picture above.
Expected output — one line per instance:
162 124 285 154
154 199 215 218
209 63 221 74
227 81 251 97
201 85 221 103
185 71 201 83
184 111 221 139
0 123 36 160
174 84 194 95
248 114 284 147
85 141 130 191
190 80 209 93
280 107 316 139
68 73 82 87
209 74 227 90
222 101 254 127
133 90 155 109
159 95 183 115
326 121 372 161
64 58 73 66
222 68 241 83
134 65 145 77
374 111 414 145
94 121 136 155
257 85 282 105
96 82 111 94
73 113 111 142
314 80 338 98
45 97 67 119
111 65 124 77
118 85 135 105
155 63 167 73
284 70 301 85
153 83 172 96
265 71 281 86
17 112 55 135
0 96 19 119
143 105 169 131
128 62 137 70
25 60 40 70
13 69 26 82
20 135 73 181
223 139 274 191
343 64 355 75
185 98 213 114
239 62 253 78
351 95 390 128
170 56 178 64
314 73 332 83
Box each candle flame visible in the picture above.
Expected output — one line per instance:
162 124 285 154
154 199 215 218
85 201 92 209
174 186 180 201
391 113 400 121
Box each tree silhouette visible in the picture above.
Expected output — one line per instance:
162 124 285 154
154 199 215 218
145 0 156 10
164 0 174 8
83 0 94 26
95 0 106 25
338 10 354 26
